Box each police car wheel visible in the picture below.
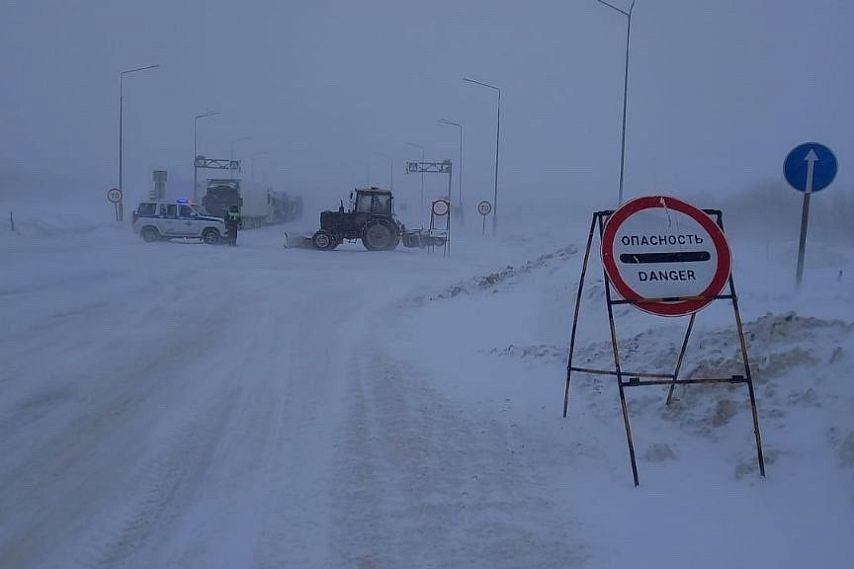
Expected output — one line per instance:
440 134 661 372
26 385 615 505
141 227 160 242
202 229 220 245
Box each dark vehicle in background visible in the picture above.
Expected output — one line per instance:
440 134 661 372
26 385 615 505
202 179 303 228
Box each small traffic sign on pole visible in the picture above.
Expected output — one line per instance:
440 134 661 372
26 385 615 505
601 195 731 317
107 187 123 222
477 200 492 236
107 188 123 203
784 142 838 288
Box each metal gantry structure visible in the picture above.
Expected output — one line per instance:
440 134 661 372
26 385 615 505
404 142 425 221
406 160 454 256
438 118 464 220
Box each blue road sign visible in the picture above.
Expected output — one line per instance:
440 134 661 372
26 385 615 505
784 142 837 193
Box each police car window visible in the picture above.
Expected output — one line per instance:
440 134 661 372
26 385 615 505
138 203 156 216
179 205 194 218
373 194 391 214
160 204 177 217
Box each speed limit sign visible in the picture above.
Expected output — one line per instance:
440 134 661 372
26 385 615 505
107 188 123 203
477 200 492 216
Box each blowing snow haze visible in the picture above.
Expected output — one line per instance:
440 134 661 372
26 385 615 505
2 2 854 569
1 0 852 209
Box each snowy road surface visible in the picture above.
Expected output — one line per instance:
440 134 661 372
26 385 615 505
2 210 853 568
0 224 582 568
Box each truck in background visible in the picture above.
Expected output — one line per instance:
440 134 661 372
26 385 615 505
201 179 303 228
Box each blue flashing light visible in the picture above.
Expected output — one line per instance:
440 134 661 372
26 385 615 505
176 197 189 204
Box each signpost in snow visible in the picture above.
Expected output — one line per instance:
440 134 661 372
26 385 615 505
601 195 732 317
477 200 492 236
784 142 838 288
107 187 123 222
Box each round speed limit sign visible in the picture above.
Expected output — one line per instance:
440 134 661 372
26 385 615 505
477 200 492 216
432 199 450 217
107 188 123 204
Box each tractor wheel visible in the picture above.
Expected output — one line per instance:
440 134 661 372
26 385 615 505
362 221 397 251
141 227 161 243
312 230 337 251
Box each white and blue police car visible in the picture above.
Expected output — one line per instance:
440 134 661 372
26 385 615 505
132 199 228 244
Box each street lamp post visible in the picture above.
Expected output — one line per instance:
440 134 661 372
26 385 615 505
230 136 252 179
193 111 219 201
118 64 159 220
595 0 637 205
438 118 464 217
405 142 425 222
463 77 500 236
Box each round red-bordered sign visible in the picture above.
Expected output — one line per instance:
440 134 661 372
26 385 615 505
432 199 450 217
107 187 123 204
601 195 731 317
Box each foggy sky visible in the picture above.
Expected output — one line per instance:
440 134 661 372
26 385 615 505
1 0 852 210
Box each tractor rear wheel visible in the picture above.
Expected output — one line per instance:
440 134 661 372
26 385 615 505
362 221 397 251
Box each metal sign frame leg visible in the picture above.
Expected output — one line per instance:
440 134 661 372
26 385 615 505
598 213 640 487
665 312 696 405
563 214 599 416
718 212 766 477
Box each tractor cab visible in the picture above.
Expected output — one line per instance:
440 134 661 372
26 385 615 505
351 187 394 216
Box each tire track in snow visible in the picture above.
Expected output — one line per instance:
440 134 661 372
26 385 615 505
328 348 587 568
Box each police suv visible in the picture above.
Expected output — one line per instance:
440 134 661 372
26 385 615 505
132 200 227 244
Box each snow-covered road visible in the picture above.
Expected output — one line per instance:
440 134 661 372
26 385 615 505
0 224 583 568
2 209 853 568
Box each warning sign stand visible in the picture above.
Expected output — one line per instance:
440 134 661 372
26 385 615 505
563 198 765 486
429 198 451 256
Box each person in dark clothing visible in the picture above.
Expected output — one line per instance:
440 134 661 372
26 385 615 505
225 205 241 246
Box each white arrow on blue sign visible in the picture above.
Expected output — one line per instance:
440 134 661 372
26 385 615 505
784 142 839 289
784 142 837 193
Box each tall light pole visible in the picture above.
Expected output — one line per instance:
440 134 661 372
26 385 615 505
464 77 500 236
118 64 159 220
595 0 637 205
438 118 464 217
405 142 425 222
230 136 252 179
193 110 219 201
373 152 393 191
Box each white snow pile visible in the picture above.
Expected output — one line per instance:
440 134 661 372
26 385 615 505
406 245 578 305
389 230 854 568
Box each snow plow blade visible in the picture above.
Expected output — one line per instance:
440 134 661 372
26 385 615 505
401 229 447 248
283 231 316 249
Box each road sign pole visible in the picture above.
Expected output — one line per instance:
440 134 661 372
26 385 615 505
784 143 837 289
795 150 817 289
